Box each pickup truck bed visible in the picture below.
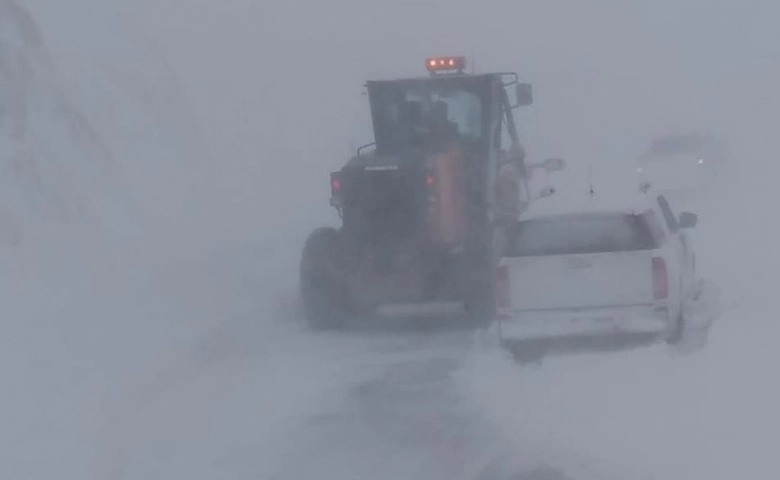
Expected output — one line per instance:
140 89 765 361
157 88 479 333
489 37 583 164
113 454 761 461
497 209 678 343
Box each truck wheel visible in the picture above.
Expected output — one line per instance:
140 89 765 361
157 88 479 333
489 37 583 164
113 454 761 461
666 279 716 354
665 312 684 345
666 313 709 355
299 227 351 330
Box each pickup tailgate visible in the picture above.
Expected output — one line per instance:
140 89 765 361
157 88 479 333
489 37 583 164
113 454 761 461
498 210 665 313
500 250 655 311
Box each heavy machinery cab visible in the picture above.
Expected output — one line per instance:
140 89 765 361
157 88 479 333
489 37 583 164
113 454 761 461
300 57 546 330
330 57 533 250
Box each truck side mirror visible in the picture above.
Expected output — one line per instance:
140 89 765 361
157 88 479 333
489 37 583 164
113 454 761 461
543 158 566 172
538 186 556 198
678 211 698 229
515 83 533 107
507 143 526 163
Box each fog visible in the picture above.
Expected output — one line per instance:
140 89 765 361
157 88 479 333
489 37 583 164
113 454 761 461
3 0 780 479
117 1 778 237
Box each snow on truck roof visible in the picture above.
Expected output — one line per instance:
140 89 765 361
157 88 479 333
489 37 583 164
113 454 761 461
520 194 655 221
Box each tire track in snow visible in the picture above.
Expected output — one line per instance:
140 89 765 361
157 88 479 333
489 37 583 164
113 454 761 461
254 326 632 480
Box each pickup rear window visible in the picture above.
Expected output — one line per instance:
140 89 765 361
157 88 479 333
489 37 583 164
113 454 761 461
507 211 664 257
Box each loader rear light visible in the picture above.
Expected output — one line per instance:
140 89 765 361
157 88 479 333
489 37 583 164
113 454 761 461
425 173 438 205
652 256 668 300
426 56 466 74
330 174 341 195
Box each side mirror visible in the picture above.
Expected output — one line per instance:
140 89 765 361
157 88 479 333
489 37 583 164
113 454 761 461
678 211 698 229
502 143 526 164
543 158 566 173
515 83 533 107
538 186 556 198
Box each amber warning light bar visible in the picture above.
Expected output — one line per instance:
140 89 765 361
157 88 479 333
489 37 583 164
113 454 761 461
426 56 466 74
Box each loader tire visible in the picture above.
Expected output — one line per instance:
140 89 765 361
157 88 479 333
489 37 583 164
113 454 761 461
299 227 351 330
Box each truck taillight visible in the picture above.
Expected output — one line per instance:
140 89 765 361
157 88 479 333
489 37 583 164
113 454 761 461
652 256 668 300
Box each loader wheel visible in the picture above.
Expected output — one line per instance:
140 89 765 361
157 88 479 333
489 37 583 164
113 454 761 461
299 227 352 330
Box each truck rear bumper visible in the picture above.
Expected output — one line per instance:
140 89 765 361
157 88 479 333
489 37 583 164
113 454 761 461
498 305 671 342
377 301 465 317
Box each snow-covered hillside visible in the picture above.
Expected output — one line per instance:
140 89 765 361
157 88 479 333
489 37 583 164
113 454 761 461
0 2 236 479
24 0 223 254
0 0 137 247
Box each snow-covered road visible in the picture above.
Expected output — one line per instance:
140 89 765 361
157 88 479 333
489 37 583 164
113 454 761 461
78 237 667 480
99 308 631 480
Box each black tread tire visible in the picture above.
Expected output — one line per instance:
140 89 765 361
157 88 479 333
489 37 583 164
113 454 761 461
299 227 351 330
665 313 684 345
667 279 712 354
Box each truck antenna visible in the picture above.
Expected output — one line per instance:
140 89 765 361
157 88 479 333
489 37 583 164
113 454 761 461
588 164 596 198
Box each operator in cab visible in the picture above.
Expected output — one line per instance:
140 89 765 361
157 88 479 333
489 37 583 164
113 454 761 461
392 99 461 152
425 100 460 150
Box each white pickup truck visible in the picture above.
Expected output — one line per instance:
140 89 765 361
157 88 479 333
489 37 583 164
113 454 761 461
496 193 708 360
